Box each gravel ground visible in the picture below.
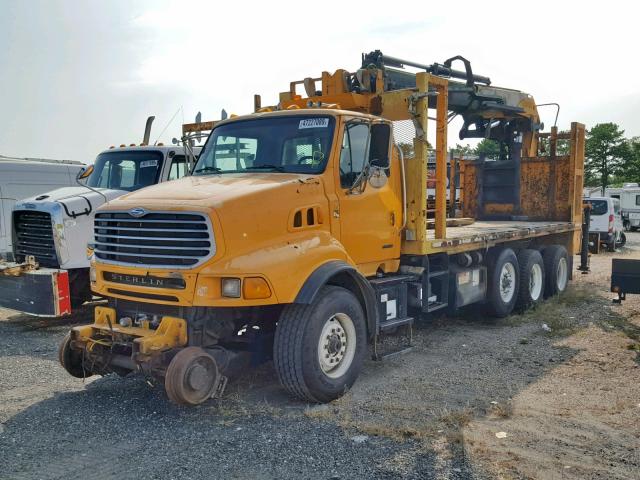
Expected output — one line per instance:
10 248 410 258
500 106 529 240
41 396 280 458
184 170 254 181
1 234 639 479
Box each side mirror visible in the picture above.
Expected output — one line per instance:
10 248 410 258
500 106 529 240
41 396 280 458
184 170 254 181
369 124 391 169
76 164 94 182
368 164 388 188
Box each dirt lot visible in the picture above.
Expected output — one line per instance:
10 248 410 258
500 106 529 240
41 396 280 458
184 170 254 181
1 235 639 479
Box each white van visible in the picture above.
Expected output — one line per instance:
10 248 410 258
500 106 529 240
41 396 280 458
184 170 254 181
0 156 85 259
586 196 625 251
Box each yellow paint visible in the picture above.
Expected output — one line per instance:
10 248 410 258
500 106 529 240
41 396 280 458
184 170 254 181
135 316 187 355
71 305 187 355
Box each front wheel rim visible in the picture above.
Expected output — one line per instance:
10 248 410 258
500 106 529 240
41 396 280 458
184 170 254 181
318 313 356 379
499 262 517 303
557 257 568 291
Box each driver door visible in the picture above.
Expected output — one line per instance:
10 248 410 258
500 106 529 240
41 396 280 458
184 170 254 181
335 121 401 268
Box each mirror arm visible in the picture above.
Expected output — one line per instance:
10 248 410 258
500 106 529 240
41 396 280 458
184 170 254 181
76 166 108 204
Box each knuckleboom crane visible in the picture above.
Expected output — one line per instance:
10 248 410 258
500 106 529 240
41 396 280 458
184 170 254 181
256 50 546 248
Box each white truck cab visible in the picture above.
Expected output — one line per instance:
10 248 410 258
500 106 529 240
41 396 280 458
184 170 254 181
0 156 85 259
2 144 199 316
586 196 625 251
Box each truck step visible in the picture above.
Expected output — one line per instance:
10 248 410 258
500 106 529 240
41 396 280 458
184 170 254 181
428 270 448 278
373 345 415 361
373 321 414 361
379 316 413 333
427 301 448 313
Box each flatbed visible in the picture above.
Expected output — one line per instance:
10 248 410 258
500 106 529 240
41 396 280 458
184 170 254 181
429 221 578 252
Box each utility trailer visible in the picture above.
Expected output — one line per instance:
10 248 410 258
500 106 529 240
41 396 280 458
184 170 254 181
59 51 585 405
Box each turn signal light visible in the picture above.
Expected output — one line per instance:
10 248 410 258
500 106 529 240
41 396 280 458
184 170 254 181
243 277 271 299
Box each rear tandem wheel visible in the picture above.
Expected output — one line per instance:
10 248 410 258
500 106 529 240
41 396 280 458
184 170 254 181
486 248 520 318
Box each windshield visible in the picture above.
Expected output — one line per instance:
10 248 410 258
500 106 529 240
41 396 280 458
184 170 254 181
589 199 608 216
87 150 164 191
193 116 335 175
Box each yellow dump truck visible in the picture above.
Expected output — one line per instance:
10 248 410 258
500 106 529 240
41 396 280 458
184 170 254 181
59 51 586 405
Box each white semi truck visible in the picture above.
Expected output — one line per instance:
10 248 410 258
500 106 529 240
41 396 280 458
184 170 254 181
0 137 201 316
0 156 85 259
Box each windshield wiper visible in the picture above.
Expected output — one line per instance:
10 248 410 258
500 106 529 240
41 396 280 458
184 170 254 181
244 164 285 172
193 166 222 174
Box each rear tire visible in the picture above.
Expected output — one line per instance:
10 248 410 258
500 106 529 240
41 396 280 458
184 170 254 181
515 249 545 311
542 245 569 297
58 333 91 378
486 248 519 318
616 232 626 248
274 285 367 403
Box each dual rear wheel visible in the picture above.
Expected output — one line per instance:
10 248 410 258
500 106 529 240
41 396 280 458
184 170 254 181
487 245 569 318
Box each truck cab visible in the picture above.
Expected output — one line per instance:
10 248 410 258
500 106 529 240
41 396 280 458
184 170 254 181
0 156 85 260
1 144 197 315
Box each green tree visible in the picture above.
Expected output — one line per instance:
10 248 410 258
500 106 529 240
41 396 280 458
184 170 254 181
585 123 629 193
475 139 501 158
450 143 474 157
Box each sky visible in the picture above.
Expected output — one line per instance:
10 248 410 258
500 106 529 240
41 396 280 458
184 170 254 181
1 0 639 163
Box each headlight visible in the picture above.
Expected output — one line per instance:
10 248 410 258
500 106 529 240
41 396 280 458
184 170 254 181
221 278 241 298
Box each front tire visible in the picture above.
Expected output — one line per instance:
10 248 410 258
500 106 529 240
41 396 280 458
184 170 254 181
486 248 519 318
274 285 367 403
515 249 545 311
543 245 569 297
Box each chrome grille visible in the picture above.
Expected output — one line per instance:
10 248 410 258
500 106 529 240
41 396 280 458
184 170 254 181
13 211 58 267
94 211 214 268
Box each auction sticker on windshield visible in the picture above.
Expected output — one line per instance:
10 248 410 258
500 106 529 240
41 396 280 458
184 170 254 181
299 118 329 129
140 160 159 168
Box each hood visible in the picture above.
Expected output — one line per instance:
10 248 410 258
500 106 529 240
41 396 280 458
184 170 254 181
110 173 320 208
14 186 127 217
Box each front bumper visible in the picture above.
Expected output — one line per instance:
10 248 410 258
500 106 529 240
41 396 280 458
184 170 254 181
0 266 71 316
92 262 278 308
70 306 188 371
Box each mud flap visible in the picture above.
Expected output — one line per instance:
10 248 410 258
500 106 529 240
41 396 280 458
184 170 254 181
0 269 71 316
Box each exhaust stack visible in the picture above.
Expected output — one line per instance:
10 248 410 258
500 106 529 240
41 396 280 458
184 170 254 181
143 116 155 145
